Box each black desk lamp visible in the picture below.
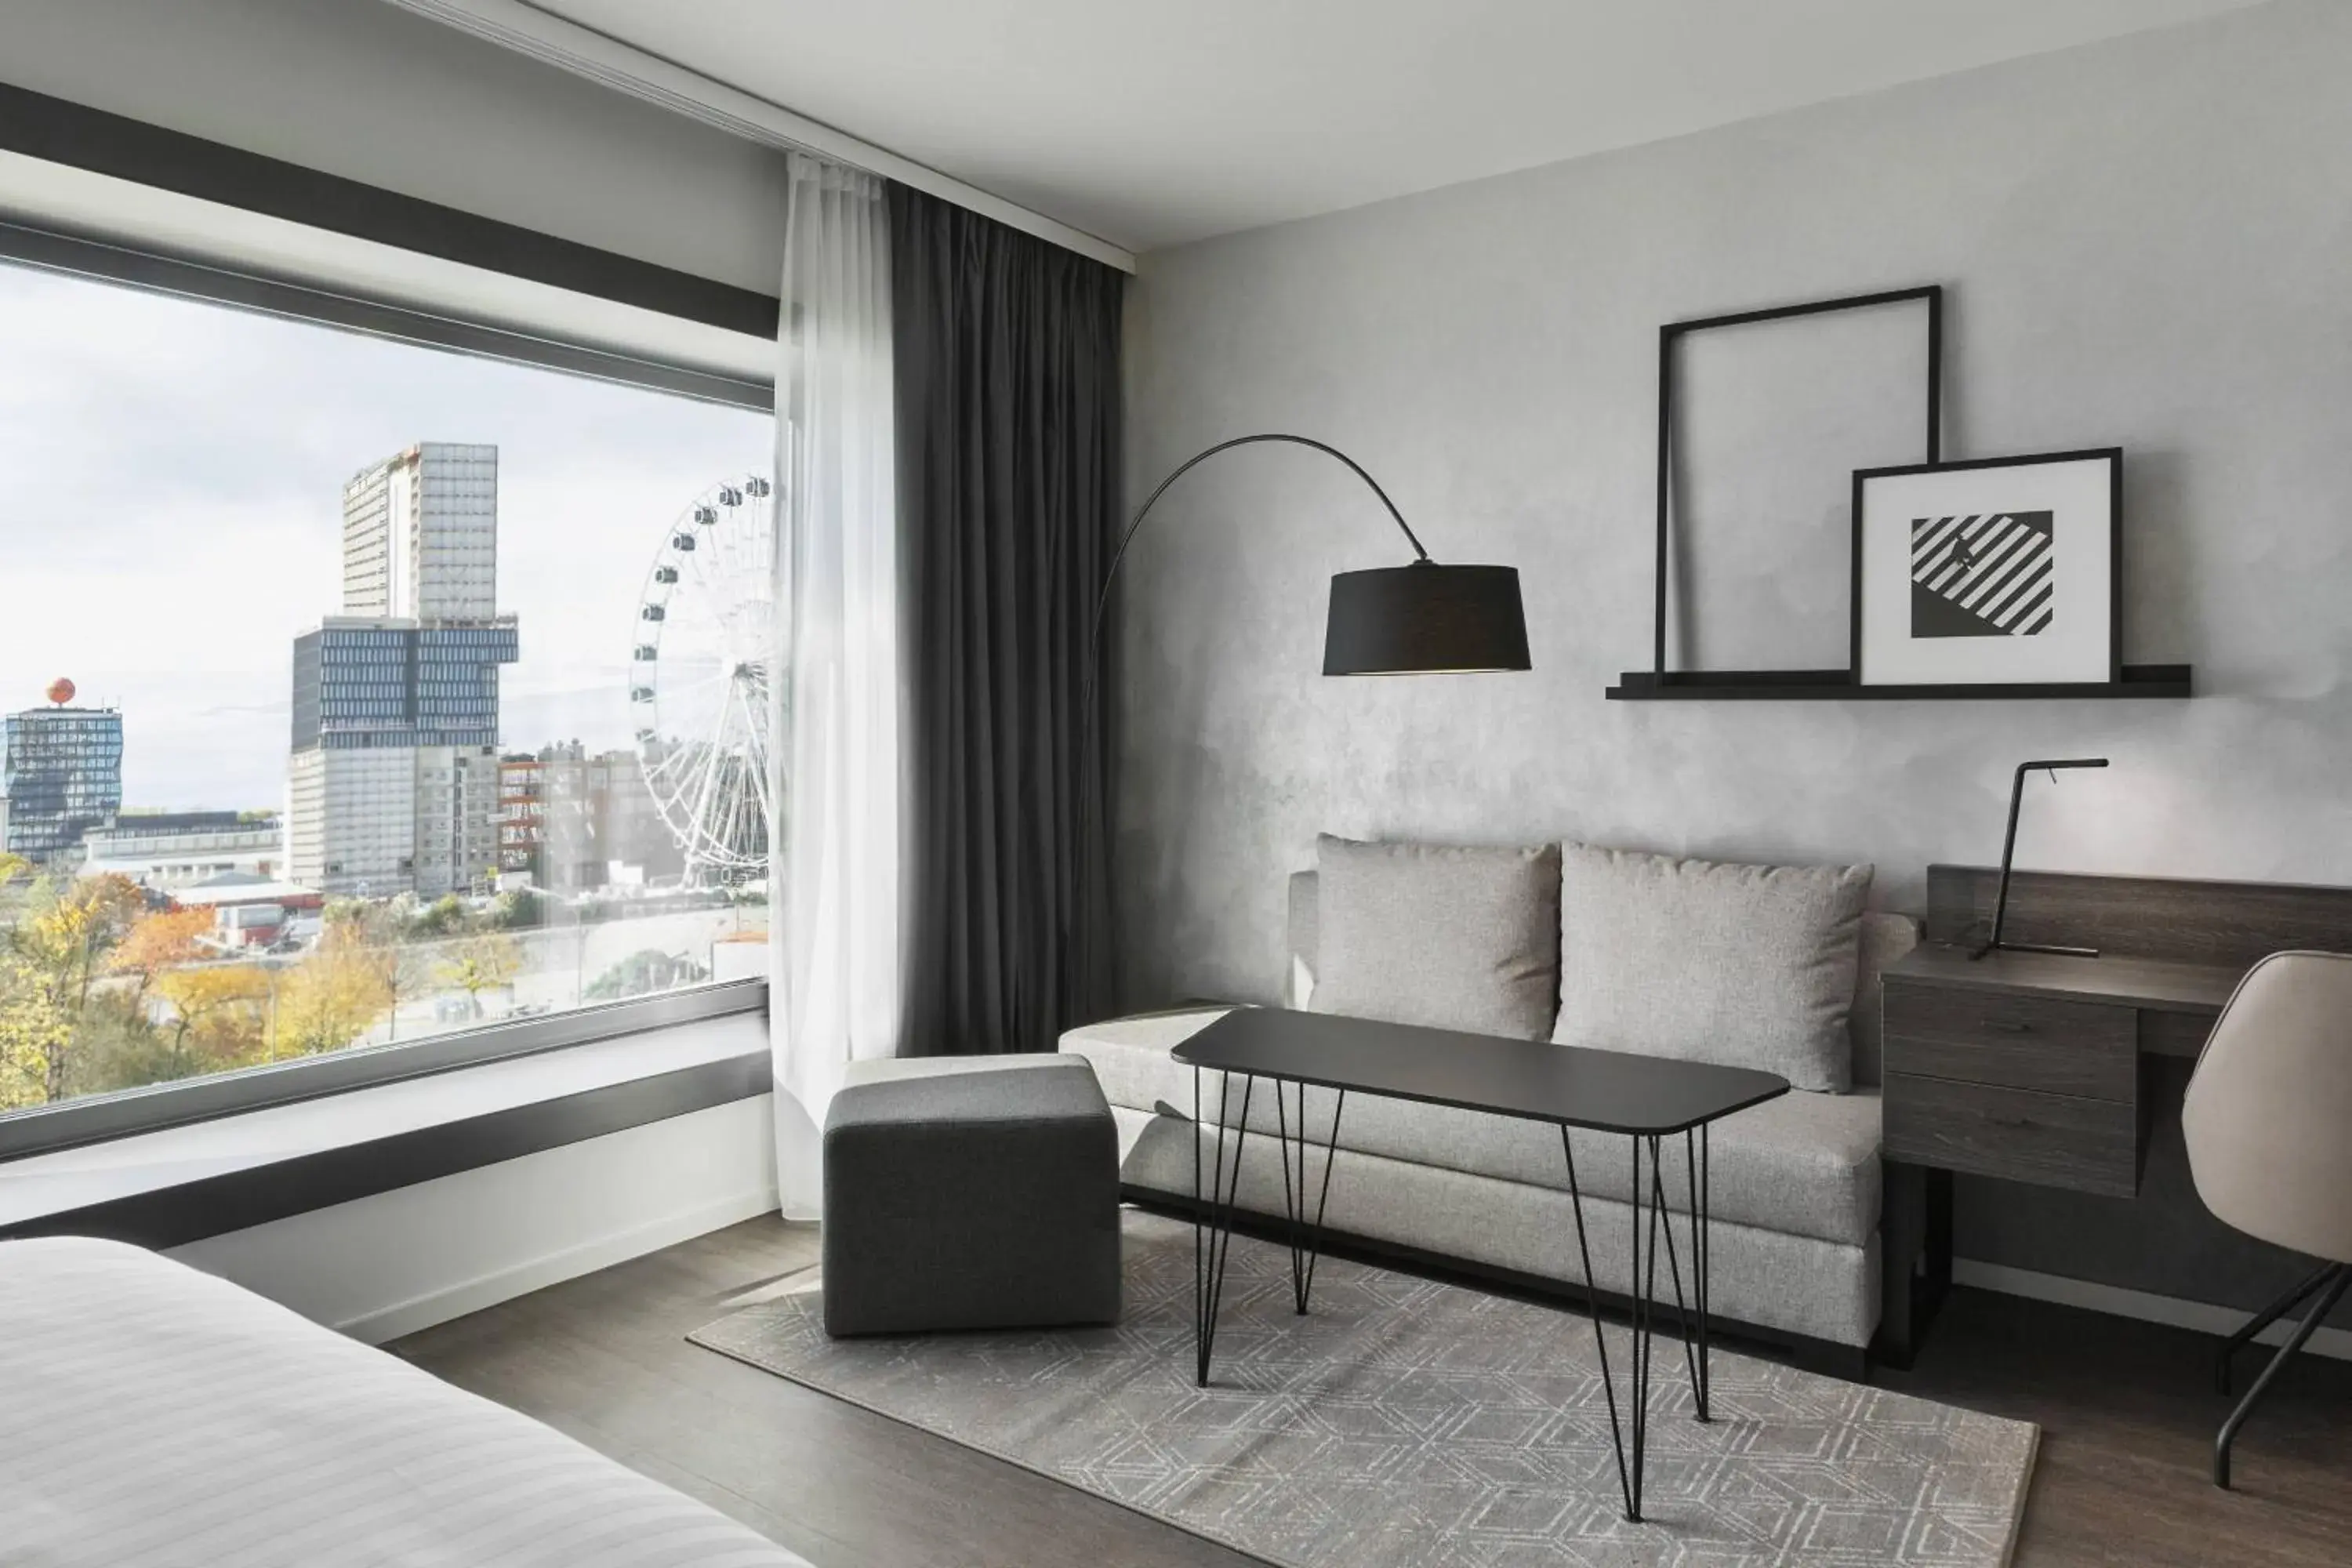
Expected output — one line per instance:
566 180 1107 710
1971 757 2110 960
1088 433 1531 680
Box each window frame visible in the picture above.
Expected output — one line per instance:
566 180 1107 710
0 219 772 413
0 98 782 1163
0 982 768 1163
0 81 779 360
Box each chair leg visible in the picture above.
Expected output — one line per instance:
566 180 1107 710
2218 1261 2339 1395
2215 1264 2350 1489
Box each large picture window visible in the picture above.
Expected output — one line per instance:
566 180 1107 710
0 254 773 1130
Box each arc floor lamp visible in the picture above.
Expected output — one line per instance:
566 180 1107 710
1089 433 1533 680
1065 434 1530 1021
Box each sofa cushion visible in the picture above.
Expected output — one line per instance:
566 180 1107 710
1288 872 1917 1084
1061 1010 1880 1248
1552 844 1870 1093
1310 836 1560 1040
1064 1007 1240 1116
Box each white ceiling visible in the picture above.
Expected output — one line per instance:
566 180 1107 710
517 0 2270 253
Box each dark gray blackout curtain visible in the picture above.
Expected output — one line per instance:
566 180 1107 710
889 183 1122 1054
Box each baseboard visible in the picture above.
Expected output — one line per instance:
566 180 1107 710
339 1181 779 1345
1954 1258 2352 1363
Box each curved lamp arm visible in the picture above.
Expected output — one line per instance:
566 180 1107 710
1088 433 1432 664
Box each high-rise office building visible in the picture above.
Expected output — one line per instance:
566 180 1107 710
2 695 123 863
341 444 499 620
289 446 517 899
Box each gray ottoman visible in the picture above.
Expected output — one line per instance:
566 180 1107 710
822 1054 1121 1337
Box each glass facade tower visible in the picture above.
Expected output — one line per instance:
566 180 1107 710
2 704 124 862
289 443 517 898
291 622 517 751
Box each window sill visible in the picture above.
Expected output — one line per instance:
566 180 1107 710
2 983 768 1163
0 1014 771 1247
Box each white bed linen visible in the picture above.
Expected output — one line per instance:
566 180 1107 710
0 1237 814 1568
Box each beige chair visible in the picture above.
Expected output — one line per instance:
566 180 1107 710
2182 950 2352 1489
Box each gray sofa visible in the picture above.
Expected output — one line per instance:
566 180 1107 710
1061 861 1917 1370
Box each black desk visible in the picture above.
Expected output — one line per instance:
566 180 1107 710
1883 943 2238 1196
1875 942 2241 1366
1872 862 2352 1366
1173 1007 1787 1524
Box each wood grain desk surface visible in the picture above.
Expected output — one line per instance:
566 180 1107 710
1888 943 2243 1016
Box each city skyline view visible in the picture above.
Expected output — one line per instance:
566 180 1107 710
2 254 775 1116
0 260 772 812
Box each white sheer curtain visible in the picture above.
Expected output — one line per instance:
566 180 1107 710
769 153 901 1218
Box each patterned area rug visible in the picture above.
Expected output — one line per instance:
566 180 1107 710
690 1211 2034 1567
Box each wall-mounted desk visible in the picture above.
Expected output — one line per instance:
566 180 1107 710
1874 864 2352 1367
1883 944 2236 1198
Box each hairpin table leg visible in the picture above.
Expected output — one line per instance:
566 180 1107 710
1193 1068 1254 1388
1275 1081 1346 1314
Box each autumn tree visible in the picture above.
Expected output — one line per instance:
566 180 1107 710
0 949 73 1112
320 899 434 1041
437 933 523 1018
109 906 217 1007
0 873 148 1104
274 920 394 1056
379 939 441 1042
150 964 274 1078
0 854 31 943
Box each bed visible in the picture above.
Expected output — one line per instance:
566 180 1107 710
0 1237 814 1567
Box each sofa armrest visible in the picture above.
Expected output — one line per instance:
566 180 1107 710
1287 868 1319 1008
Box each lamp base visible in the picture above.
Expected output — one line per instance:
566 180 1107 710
1967 940 2102 961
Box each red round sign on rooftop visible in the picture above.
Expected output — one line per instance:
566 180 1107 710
45 678 75 706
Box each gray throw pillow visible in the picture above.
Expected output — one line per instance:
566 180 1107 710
1310 836 1560 1040
1552 844 1871 1092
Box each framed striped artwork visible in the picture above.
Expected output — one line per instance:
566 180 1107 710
1851 448 2121 687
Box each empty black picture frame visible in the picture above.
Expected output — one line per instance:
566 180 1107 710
1651 285 1943 676
1849 446 2123 686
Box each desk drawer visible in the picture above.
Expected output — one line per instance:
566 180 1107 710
1883 1073 2138 1197
1882 982 2136 1102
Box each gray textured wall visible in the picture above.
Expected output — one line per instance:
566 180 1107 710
1116 0 2352 1318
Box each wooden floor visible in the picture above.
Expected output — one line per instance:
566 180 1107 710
392 1215 2352 1568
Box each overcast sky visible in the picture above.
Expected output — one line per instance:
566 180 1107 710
0 262 772 811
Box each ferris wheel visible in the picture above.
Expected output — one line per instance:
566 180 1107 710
630 474 775 883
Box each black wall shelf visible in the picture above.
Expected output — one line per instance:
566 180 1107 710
1606 665 2194 702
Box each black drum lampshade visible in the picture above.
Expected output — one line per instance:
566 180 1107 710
1092 434 1534 684
1323 562 1530 676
